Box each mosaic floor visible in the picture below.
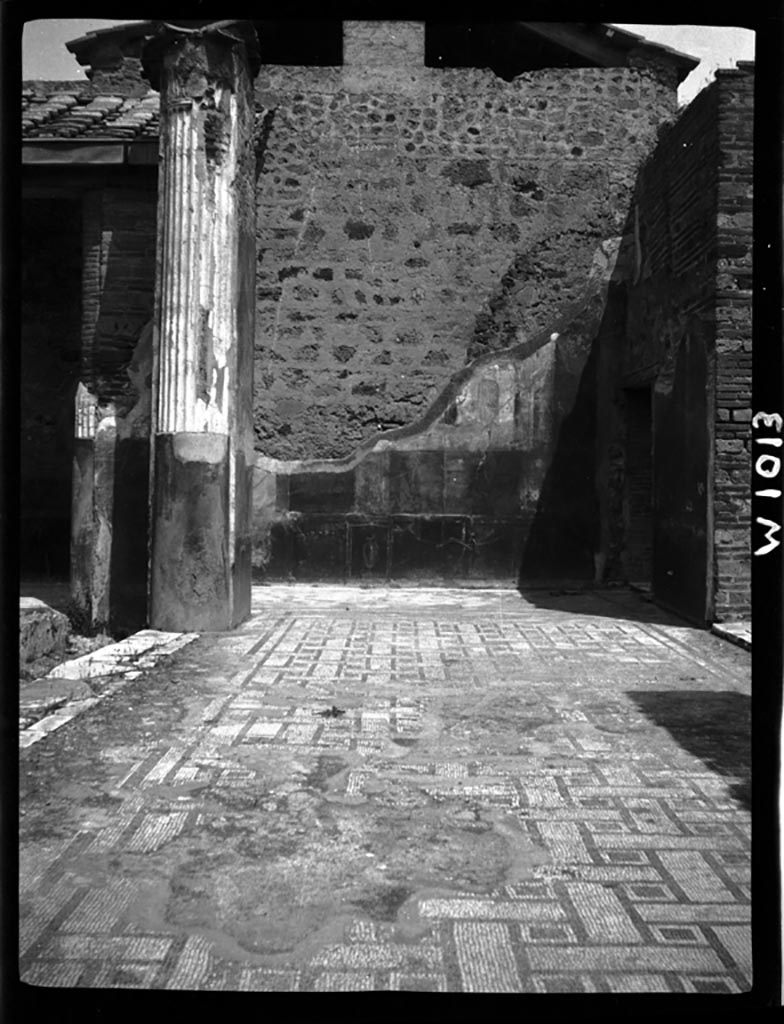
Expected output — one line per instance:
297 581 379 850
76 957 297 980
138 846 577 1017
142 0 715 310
19 586 751 994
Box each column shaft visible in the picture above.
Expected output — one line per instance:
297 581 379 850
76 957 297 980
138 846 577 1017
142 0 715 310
145 23 258 631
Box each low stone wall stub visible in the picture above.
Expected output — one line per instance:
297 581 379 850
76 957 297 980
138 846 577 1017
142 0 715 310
19 599 70 665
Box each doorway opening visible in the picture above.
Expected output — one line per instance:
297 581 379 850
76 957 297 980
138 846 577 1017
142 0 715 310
20 197 82 605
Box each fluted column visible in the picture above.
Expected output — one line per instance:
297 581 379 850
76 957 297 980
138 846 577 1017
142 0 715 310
143 21 260 631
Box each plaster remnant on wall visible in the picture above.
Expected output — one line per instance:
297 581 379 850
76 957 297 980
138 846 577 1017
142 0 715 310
117 320 153 441
90 412 117 627
588 237 623 286
91 517 112 622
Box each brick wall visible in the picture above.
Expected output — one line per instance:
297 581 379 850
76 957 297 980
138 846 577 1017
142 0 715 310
713 67 754 620
254 58 676 461
607 85 721 622
607 66 753 621
621 84 721 381
86 61 151 98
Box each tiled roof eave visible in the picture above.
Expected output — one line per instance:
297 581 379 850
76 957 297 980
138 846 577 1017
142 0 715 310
21 80 160 144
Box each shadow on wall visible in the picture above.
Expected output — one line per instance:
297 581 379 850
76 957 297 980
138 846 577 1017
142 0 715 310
510 202 634 588
627 690 750 810
103 319 153 639
518 296 603 582
516 177 718 625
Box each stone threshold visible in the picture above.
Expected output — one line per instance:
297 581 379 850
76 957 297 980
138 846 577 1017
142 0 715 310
710 621 752 651
20 630 198 749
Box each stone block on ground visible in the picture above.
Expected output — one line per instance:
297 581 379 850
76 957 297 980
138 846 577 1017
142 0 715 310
19 598 70 665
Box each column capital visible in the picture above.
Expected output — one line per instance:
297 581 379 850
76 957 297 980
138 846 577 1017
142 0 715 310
141 20 260 96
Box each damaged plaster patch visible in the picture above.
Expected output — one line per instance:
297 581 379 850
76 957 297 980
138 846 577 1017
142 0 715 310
202 88 232 162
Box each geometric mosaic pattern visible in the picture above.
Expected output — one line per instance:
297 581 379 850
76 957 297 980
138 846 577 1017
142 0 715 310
19 586 751 993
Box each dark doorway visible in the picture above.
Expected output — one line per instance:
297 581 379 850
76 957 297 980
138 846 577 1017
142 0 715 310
652 334 711 625
623 387 653 585
20 198 82 580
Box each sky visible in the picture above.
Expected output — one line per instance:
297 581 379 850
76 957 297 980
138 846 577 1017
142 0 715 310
21 19 755 106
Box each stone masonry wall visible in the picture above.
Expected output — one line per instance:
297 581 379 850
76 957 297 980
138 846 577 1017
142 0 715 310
254 60 677 461
713 67 754 620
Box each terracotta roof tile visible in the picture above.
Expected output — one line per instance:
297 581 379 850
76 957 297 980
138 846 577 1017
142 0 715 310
22 81 264 146
22 82 161 141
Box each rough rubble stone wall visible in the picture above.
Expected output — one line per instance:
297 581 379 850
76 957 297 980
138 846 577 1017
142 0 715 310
713 68 753 620
88 61 151 97
254 62 676 461
344 20 424 66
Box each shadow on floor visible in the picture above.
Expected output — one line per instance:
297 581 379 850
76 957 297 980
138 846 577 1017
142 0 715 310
517 583 692 627
627 690 751 810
